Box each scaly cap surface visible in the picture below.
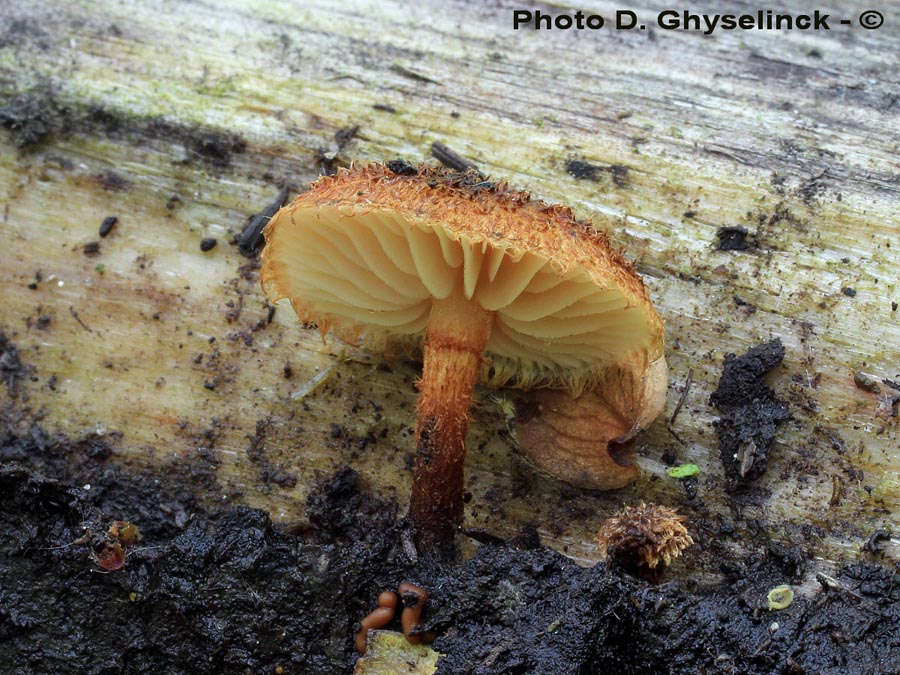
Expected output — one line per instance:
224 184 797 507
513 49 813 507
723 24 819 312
261 164 664 392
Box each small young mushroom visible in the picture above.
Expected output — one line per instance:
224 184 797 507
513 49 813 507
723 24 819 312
261 164 665 549
596 502 693 581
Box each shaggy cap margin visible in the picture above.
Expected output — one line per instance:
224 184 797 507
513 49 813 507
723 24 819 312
261 163 664 391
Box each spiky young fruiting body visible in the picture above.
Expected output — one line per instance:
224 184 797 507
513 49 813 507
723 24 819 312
408 285 493 550
596 503 692 580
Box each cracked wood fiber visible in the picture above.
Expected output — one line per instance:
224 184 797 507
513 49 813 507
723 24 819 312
1 0 898 573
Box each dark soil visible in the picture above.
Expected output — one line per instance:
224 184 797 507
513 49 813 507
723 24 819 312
1 428 898 675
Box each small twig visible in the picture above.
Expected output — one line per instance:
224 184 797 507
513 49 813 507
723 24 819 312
815 572 863 600
69 306 93 333
390 63 442 85
431 141 483 176
751 637 772 658
667 368 693 443
236 185 290 255
829 475 843 507
666 425 685 445
704 145 751 165
401 528 419 565
669 368 693 426
864 529 891 554
751 621 780 658
882 378 900 393
290 362 337 400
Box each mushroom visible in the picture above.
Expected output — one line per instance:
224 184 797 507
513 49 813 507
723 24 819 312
261 164 665 548
596 502 693 581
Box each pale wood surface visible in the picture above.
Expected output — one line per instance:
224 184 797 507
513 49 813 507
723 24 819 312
1 0 898 572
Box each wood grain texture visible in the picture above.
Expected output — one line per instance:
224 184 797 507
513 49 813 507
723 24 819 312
1 0 898 571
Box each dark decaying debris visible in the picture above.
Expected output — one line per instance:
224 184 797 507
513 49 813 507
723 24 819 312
882 378 900 393
875 397 900 419
0 328 894 675
765 540 807 581
304 467 397 545
98 216 118 238
878 379 900 418
386 158 418 176
564 158 630 188
711 339 791 484
733 295 757 313
853 371 879 392
235 186 290 256
427 545 637 674
0 90 59 147
566 158 602 181
716 225 752 251
190 131 246 167
607 163 629 188
864 529 891 554
0 446 899 675
244 419 297 490
334 125 359 149
0 87 250 162
96 169 131 191
799 170 828 205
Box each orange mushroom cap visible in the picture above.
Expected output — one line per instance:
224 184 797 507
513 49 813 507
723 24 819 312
261 164 664 394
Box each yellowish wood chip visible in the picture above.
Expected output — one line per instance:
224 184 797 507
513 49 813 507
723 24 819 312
353 630 440 675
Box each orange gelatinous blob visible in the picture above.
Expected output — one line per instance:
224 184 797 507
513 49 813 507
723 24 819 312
355 600 397 654
398 582 428 644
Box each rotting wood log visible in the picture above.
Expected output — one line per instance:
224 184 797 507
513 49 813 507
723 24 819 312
1 0 898 574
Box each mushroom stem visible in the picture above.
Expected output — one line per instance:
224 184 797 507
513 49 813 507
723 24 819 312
409 284 493 549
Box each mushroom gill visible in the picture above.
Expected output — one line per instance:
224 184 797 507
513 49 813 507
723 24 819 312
262 204 655 391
